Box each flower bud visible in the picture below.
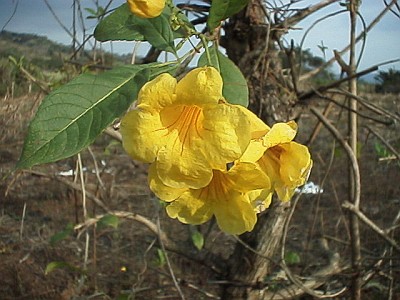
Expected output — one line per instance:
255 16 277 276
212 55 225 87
127 0 166 18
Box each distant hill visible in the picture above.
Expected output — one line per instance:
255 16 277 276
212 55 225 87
0 30 131 70
0 30 134 96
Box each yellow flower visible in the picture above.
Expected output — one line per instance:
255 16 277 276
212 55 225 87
241 119 313 202
121 67 252 189
148 162 271 235
127 0 165 18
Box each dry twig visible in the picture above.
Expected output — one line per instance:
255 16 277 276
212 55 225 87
342 201 400 253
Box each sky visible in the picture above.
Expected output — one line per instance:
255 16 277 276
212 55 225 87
0 0 399 74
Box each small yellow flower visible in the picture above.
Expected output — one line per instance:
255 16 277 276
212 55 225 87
241 118 313 202
148 162 271 235
260 122 312 201
127 0 166 18
121 67 252 189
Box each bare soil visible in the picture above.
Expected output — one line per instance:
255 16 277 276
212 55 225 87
1 92 400 299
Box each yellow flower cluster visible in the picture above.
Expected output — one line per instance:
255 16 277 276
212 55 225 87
121 67 312 234
126 0 166 18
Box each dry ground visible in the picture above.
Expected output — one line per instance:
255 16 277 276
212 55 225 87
1 92 400 299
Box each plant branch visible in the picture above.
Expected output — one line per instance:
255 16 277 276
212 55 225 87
310 107 361 213
300 0 400 81
342 201 400 253
365 125 400 161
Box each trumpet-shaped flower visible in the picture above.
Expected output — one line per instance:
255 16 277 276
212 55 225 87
148 161 272 235
121 67 252 189
241 119 313 202
127 0 166 18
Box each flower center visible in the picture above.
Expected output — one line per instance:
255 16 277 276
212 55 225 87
199 170 234 202
160 105 203 153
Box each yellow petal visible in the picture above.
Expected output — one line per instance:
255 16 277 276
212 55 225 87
121 108 165 163
136 73 177 112
276 142 312 201
148 163 186 202
201 103 252 168
166 190 213 225
237 105 270 139
201 170 258 234
155 105 213 189
156 103 252 189
248 189 273 213
257 148 281 189
227 162 271 192
262 121 297 149
213 193 257 235
240 139 267 163
176 67 223 106
127 0 165 18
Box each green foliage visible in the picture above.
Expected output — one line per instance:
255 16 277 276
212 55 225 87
374 141 390 159
50 223 74 246
133 13 177 54
155 248 167 267
284 251 301 265
17 66 147 169
198 45 249 107
98 214 119 229
207 0 250 31
94 4 190 48
17 63 176 169
189 226 204 250
94 4 146 41
45 261 84 275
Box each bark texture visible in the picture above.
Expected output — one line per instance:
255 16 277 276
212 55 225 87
221 4 293 296
221 0 299 125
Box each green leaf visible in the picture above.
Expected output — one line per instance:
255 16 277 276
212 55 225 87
98 214 119 229
207 0 250 31
50 223 74 246
284 251 301 265
45 261 84 275
94 4 145 41
94 4 185 46
156 248 166 267
17 63 176 169
190 226 204 251
134 13 177 54
198 45 248 107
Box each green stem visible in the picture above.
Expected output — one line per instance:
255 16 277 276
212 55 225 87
200 34 214 68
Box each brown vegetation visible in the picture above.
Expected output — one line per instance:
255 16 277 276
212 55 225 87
1 90 399 299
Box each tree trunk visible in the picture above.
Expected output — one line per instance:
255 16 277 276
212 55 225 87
223 201 291 299
221 2 296 298
221 0 298 125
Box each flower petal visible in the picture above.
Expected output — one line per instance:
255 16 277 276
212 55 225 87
201 103 252 168
156 103 252 189
237 105 270 139
213 192 257 235
121 108 165 162
228 162 271 193
148 163 186 201
176 67 223 106
155 105 214 188
127 0 165 18
136 73 177 112
240 139 267 163
166 190 213 225
257 148 282 191
276 142 312 201
262 121 297 149
248 189 273 213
